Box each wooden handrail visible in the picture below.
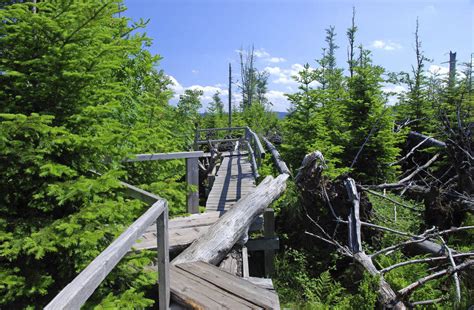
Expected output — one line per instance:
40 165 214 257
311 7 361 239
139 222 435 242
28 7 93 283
261 136 291 175
246 140 260 179
45 197 170 310
123 152 202 214
197 126 248 132
124 151 204 162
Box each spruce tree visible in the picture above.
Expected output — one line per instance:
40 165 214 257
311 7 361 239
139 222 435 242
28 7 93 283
343 47 401 183
0 1 186 307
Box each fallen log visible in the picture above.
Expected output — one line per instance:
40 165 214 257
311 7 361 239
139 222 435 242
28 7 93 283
345 178 406 310
172 174 289 266
408 131 446 149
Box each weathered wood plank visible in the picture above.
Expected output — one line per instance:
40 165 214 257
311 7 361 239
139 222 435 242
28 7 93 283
244 277 275 291
133 213 264 253
177 261 279 309
46 200 168 310
125 151 204 162
170 265 258 309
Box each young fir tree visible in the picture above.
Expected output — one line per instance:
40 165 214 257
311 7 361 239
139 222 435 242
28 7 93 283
283 27 348 176
0 1 187 307
342 47 401 183
393 19 435 133
202 91 226 129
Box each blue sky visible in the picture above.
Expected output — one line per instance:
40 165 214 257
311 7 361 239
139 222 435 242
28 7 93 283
124 0 473 112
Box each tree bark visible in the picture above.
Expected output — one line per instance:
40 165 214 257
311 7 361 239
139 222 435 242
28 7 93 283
172 174 289 266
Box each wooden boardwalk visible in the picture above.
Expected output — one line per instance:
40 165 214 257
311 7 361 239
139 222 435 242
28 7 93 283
132 211 262 253
171 261 280 309
206 154 257 212
48 127 282 310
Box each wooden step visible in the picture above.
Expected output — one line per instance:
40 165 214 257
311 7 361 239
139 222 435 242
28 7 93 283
171 261 280 309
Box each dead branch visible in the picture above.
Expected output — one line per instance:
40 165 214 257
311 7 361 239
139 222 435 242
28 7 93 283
440 236 461 302
407 297 446 307
360 187 422 212
398 260 474 298
389 134 432 166
398 153 440 184
380 252 474 274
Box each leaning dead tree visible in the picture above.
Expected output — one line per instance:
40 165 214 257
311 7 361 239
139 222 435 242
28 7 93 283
295 151 473 307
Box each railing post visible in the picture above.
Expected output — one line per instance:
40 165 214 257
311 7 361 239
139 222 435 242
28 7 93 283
157 205 170 310
193 126 199 151
186 157 200 214
263 208 275 277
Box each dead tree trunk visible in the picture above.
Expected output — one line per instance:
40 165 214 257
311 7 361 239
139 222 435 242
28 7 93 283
172 174 289 266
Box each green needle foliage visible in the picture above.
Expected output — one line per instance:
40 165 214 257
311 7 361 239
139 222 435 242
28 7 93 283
0 1 190 307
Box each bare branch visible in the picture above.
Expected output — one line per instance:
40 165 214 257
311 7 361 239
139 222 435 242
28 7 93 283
398 260 474 297
407 297 446 307
389 135 432 166
380 253 474 274
440 236 461 302
398 153 440 184
361 187 422 212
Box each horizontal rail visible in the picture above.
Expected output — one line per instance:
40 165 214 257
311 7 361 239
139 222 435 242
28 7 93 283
197 127 247 132
121 181 161 205
196 138 241 145
45 200 168 310
246 128 265 159
246 141 260 179
125 151 204 162
261 136 291 175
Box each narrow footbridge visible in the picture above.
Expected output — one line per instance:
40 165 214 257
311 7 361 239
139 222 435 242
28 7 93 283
46 127 290 310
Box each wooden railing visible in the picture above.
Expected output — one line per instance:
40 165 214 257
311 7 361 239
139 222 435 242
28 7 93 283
195 127 265 179
124 151 204 214
46 185 170 310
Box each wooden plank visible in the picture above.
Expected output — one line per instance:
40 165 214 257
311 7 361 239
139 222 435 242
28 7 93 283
186 157 199 214
244 277 275 291
46 200 167 310
125 151 204 162
170 265 258 309
133 214 264 253
157 208 170 310
177 261 279 309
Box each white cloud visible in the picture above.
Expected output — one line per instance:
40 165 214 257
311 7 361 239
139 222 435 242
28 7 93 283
428 64 449 76
253 48 270 58
371 40 402 51
191 69 199 74
236 48 286 64
265 63 319 88
266 90 290 112
267 57 286 63
382 84 407 106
